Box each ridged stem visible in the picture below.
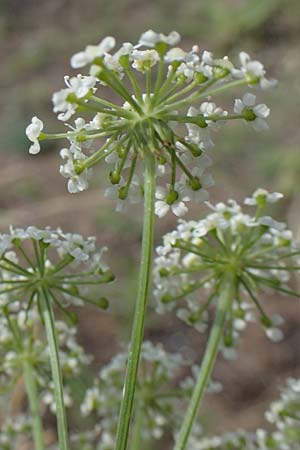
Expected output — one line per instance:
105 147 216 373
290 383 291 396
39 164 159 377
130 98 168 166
115 150 156 450
173 272 236 450
23 358 45 450
39 287 69 450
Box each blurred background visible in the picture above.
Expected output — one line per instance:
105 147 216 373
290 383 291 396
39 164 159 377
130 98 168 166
1 0 300 440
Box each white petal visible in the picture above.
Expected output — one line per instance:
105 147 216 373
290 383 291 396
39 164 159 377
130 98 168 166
260 77 278 90
233 99 244 114
239 51 250 67
67 179 79 193
70 51 89 68
243 92 256 107
202 174 215 187
252 117 269 132
29 141 40 155
253 103 270 118
155 201 169 218
155 186 167 200
172 201 188 217
26 116 43 141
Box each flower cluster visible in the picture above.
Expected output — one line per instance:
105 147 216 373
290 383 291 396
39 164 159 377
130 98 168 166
80 341 188 448
0 415 32 450
154 189 299 358
185 377 300 450
262 377 300 448
0 305 91 412
0 225 114 316
26 30 275 217
187 430 257 450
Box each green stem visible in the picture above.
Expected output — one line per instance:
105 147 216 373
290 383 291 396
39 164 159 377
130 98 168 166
115 150 156 450
173 272 235 450
151 56 165 106
23 358 45 450
163 78 216 105
162 79 248 113
39 287 69 450
90 95 134 118
129 403 144 450
125 68 143 104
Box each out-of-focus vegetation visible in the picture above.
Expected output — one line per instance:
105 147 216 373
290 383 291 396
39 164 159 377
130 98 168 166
1 0 300 435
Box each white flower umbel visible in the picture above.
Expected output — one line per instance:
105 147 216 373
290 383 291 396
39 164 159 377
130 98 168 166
168 193 300 450
26 116 44 154
24 32 279 450
0 415 32 450
27 30 276 218
154 192 300 356
81 341 188 447
0 226 113 312
183 374 300 450
0 226 113 450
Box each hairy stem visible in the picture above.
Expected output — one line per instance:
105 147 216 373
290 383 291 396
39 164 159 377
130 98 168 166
174 272 236 450
115 150 156 450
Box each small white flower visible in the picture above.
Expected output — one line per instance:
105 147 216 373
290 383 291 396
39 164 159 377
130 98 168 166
180 166 214 204
132 49 160 72
266 327 284 343
244 188 284 206
234 93 270 131
137 30 180 48
52 75 97 121
201 50 234 71
258 216 286 231
164 47 187 63
222 346 237 360
155 184 189 218
70 36 116 68
104 42 133 72
186 106 214 149
26 116 43 154
59 145 91 193
65 75 97 98
232 52 277 89
199 101 228 129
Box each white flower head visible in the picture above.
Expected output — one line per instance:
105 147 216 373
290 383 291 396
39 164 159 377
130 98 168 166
26 116 44 154
70 36 116 68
